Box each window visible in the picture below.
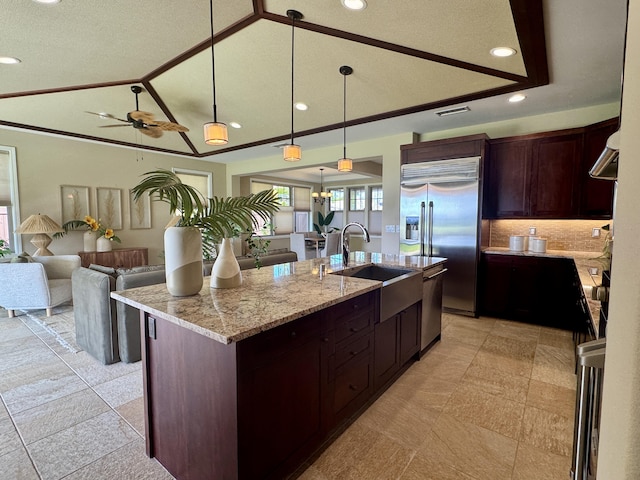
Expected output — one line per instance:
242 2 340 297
349 187 366 211
328 188 344 211
251 181 310 235
0 147 19 254
370 187 383 211
272 185 291 207
173 168 213 198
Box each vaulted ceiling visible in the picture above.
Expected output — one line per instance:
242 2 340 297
0 0 626 167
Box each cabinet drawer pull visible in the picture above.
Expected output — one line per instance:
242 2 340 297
349 384 358 391
322 337 329 343
290 331 297 338
350 350 359 356
352 304 360 310
349 327 359 333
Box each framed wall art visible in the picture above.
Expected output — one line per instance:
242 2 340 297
96 187 122 229
129 189 151 229
60 185 90 223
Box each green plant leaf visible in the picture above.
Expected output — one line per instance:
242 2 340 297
324 211 335 225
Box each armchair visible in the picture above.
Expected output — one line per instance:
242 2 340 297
0 255 81 318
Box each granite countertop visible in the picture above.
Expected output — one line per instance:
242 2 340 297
111 252 447 345
483 247 606 336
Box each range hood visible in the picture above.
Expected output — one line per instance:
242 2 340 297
589 130 620 180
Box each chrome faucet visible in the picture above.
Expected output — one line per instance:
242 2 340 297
340 222 371 267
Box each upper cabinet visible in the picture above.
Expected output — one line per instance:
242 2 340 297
484 118 617 219
580 118 618 218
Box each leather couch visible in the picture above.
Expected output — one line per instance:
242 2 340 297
71 251 298 364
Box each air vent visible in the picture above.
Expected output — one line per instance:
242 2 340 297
435 106 470 117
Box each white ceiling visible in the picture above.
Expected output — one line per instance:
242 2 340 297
0 0 627 184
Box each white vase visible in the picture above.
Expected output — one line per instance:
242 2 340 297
83 230 98 252
96 236 112 252
164 226 203 296
211 238 242 289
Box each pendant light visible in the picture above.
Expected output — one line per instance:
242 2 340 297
284 9 302 162
312 168 332 205
337 65 353 172
203 0 228 145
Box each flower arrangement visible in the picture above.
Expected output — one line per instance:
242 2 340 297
57 215 121 243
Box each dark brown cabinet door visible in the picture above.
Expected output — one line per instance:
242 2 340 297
580 118 617 217
238 324 324 479
530 134 582 218
480 254 513 317
487 140 531 217
373 316 399 390
399 303 421 365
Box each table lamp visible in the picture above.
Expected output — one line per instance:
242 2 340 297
15 214 64 256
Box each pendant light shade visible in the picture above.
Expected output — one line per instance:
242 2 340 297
283 144 302 162
338 65 353 172
203 0 228 145
337 158 353 172
285 9 303 162
204 121 228 145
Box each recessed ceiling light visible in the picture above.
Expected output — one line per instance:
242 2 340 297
33 0 61 4
490 47 516 57
294 102 308 111
509 93 527 103
341 0 367 10
229 122 242 129
0 57 21 65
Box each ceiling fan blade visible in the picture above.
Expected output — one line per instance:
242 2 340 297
85 111 129 123
129 110 156 124
140 127 163 139
155 121 189 132
99 124 132 128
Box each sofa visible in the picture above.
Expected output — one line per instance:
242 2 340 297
72 250 298 364
0 255 81 318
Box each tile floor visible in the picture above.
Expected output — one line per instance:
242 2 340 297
0 306 577 479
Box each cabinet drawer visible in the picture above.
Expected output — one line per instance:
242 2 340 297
330 291 376 321
237 313 321 373
333 355 372 415
334 308 374 345
334 332 371 369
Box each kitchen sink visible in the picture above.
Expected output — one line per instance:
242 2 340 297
333 265 422 320
341 265 415 282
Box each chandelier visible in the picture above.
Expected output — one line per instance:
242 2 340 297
312 168 332 205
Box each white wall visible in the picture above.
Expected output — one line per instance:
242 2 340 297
0 129 226 262
597 0 640 477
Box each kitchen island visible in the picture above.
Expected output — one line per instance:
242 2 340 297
112 252 446 480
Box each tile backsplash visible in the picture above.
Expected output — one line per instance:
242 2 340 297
489 219 611 252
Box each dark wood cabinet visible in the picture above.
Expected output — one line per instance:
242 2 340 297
373 317 399 390
238 313 325 480
530 134 582 217
78 247 148 268
399 303 421 365
487 140 532 217
486 133 582 218
484 118 616 219
480 253 579 330
580 118 618 218
373 302 420 390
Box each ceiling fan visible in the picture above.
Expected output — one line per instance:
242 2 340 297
86 86 189 138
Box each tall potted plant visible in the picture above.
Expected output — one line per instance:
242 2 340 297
132 169 279 294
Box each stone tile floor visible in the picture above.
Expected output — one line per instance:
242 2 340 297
0 306 578 479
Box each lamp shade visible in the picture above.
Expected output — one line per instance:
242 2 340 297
337 158 353 172
16 214 63 234
283 144 301 162
204 122 229 145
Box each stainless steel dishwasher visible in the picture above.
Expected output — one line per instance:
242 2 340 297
420 263 447 354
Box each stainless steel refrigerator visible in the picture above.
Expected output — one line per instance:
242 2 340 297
400 156 481 316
